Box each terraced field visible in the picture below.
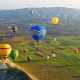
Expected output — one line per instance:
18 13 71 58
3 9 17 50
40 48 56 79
1 35 80 80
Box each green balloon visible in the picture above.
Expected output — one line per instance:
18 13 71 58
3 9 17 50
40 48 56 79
9 49 19 61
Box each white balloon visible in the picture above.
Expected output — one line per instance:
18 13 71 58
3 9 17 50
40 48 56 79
44 55 49 60
52 54 56 58
8 27 11 28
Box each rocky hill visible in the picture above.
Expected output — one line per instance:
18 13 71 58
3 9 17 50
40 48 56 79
0 7 80 35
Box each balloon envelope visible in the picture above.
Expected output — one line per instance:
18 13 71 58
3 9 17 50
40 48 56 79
23 49 27 53
0 44 11 59
8 27 11 29
30 10 33 15
31 25 46 42
9 49 19 61
27 56 31 62
51 17 59 25
11 25 17 33
44 55 49 60
52 54 56 58
73 48 78 54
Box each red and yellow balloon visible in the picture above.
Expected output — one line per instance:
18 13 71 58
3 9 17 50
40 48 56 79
0 44 11 60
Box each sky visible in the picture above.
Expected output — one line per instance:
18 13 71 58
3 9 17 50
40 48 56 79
0 0 80 9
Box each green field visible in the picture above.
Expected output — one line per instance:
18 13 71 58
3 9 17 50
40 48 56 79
1 35 80 80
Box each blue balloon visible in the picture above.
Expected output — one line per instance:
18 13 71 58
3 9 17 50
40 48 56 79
31 25 46 42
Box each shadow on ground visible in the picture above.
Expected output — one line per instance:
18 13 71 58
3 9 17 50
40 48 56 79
0 67 32 80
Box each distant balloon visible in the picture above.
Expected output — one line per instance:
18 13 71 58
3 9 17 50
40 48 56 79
44 55 49 60
8 27 11 29
30 10 34 16
73 48 78 55
0 44 11 60
51 17 59 25
11 25 17 34
31 25 46 45
23 49 28 53
51 54 56 58
9 49 19 62
27 56 31 62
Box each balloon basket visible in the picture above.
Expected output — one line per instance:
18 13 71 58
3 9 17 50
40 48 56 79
37 42 39 45
37 41 40 45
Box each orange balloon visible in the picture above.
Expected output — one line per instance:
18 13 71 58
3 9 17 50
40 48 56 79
73 48 78 54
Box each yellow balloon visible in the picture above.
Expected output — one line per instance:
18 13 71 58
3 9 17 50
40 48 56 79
0 44 12 59
51 17 59 25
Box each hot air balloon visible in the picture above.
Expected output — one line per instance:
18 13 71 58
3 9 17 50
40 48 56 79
11 25 17 34
51 17 59 38
44 55 49 60
30 10 34 16
23 49 27 53
73 48 78 55
31 25 46 45
51 54 56 58
27 56 31 62
8 27 11 29
0 44 11 60
9 49 19 62
51 17 59 25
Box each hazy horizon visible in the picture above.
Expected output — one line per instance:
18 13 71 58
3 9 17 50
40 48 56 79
0 0 80 10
